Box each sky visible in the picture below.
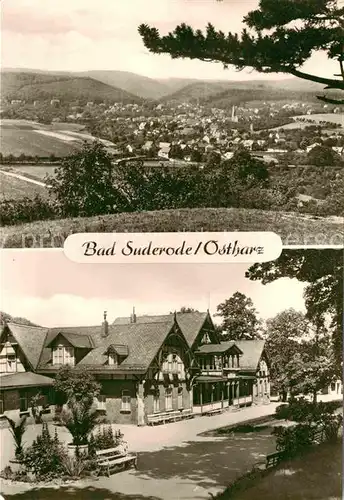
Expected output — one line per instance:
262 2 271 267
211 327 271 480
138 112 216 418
0 249 306 327
0 0 338 80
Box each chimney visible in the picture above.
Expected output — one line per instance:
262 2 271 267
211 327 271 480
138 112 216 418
130 307 137 324
102 310 109 337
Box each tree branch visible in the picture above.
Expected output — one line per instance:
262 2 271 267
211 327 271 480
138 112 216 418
288 68 344 90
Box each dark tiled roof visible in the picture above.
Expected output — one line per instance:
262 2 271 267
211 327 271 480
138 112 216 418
113 311 210 348
37 326 105 370
78 320 175 372
106 344 129 357
0 371 54 390
196 341 238 354
46 330 94 348
7 323 49 370
234 340 266 371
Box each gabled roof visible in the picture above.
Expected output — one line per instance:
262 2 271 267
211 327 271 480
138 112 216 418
234 340 266 371
0 372 53 390
106 344 129 357
37 326 104 370
113 311 211 348
46 330 94 349
6 323 49 370
78 319 175 372
196 342 243 355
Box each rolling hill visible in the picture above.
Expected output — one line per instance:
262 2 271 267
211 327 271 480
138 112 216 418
78 70 169 100
160 80 322 106
2 68 326 102
1 71 143 104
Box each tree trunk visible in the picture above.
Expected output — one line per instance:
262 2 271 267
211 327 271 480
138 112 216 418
312 390 317 404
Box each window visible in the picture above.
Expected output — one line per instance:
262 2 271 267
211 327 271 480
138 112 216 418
108 353 117 366
168 355 173 373
52 345 75 366
172 355 178 372
177 360 183 375
178 387 183 409
0 393 4 414
20 392 28 412
209 356 216 370
223 355 229 368
165 388 173 410
97 395 106 411
153 391 160 413
0 343 17 373
199 357 206 370
121 390 131 412
202 333 211 344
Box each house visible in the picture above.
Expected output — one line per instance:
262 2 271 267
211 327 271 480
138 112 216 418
0 323 55 418
0 311 270 425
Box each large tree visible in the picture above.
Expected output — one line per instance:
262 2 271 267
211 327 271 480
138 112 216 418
216 291 262 340
265 308 310 401
139 0 344 104
246 249 343 372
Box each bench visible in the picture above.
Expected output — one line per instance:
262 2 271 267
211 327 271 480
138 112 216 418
265 451 285 468
203 408 223 416
312 428 325 444
147 410 182 425
95 446 137 476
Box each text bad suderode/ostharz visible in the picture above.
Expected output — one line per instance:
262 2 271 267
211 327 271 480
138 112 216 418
82 240 264 257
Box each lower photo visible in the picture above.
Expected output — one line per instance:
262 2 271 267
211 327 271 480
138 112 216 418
0 248 342 500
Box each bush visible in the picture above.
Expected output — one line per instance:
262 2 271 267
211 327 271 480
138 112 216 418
60 454 88 478
22 423 65 480
275 397 341 423
88 426 123 456
273 424 314 457
0 195 57 226
322 413 343 441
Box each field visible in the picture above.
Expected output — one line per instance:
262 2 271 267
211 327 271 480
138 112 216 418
0 171 47 201
1 207 342 248
0 119 113 157
270 112 343 130
8 164 57 181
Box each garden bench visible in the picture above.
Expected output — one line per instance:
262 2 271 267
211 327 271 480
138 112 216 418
203 408 222 416
96 447 137 476
147 410 181 425
265 451 285 468
312 427 325 445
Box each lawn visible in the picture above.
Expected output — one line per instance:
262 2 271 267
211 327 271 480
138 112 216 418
10 164 57 182
229 439 342 500
0 207 343 248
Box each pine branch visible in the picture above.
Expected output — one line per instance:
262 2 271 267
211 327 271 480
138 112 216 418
288 68 344 90
316 95 344 104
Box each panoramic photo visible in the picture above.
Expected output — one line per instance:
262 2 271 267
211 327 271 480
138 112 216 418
0 0 343 247
0 248 342 499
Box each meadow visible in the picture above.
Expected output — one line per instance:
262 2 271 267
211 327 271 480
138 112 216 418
0 119 91 157
1 207 342 248
0 171 47 201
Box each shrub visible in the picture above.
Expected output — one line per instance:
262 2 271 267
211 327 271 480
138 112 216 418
88 426 123 456
60 399 101 446
22 423 65 480
273 424 314 457
60 454 88 478
5 416 27 460
275 397 341 424
322 413 343 441
0 195 57 226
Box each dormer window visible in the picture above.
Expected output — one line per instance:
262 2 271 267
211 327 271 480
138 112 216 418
202 333 211 344
108 353 117 366
52 345 75 366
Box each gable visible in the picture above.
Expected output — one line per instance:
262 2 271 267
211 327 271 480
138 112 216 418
6 323 49 371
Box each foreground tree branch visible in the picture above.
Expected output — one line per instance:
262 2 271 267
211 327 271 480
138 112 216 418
138 0 344 104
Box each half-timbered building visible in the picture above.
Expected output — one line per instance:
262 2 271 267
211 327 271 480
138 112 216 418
0 310 270 425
